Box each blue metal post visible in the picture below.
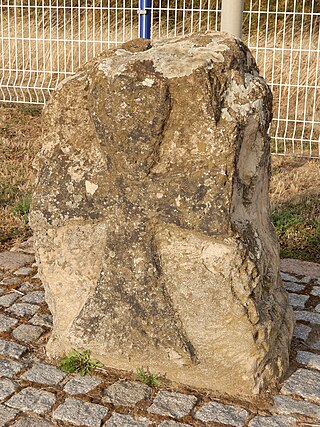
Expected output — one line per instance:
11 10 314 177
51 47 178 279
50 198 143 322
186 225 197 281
139 0 151 39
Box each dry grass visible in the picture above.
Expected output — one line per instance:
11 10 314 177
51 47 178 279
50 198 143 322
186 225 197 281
0 104 42 247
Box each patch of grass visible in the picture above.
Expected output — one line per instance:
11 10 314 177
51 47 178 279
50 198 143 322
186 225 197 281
271 195 320 263
59 348 103 376
17 104 43 117
135 367 160 387
12 194 31 223
0 104 42 248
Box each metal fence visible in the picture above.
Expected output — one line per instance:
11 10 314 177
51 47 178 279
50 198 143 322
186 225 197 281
0 1 319 157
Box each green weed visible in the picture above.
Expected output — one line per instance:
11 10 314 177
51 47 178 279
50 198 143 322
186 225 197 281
135 367 160 387
12 194 31 223
59 348 103 376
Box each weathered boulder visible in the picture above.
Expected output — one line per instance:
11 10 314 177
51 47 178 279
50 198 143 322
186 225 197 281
30 32 294 397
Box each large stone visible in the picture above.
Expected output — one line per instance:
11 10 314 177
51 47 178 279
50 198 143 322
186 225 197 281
30 32 294 397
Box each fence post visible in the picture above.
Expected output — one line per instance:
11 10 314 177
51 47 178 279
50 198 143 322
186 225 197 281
139 0 151 39
221 0 244 39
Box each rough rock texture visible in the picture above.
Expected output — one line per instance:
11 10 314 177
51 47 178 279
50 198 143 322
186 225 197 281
30 32 294 397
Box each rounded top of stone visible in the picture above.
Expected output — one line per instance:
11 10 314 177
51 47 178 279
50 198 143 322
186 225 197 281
97 31 249 80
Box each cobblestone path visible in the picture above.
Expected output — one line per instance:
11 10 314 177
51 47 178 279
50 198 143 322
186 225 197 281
0 241 319 427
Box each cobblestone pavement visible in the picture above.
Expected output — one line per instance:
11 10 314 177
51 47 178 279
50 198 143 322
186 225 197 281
0 241 320 427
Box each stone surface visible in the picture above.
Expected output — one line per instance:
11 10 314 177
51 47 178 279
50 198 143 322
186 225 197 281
147 391 196 418
315 303 320 312
293 323 311 340
195 401 249 426
310 339 320 350
104 413 151 427
12 324 44 343
29 313 53 328
0 359 25 377
18 282 35 293
103 381 151 406
6 303 39 317
0 339 27 359
30 33 294 396
0 251 34 271
296 351 320 370
14 267 33 276
272 395 320 419
283 282 305 292
0 277 20 286
281 368 320 404
0 293 19 308
21 291 45 304
158 422 192 427
248 415 296 427
6 387 56 414
53 398 108 427
311 286 320 296
280 273 298 282
64 375 102 395
0 313 18 332
21 362 66 385
288 293 308 308
280 259 320 278
0 378 18 402
11 418 54 427
0 403 19 425
295 311 320 324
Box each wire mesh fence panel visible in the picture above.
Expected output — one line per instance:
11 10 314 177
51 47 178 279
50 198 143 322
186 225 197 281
0 0 319 157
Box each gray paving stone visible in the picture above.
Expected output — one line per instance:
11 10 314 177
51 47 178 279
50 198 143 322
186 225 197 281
0 251 34 272
0 277 20 286
29 313 53 328
248 415 296 427
288 293 308 308
293 323 312 340
14 267 33 277
281 368 320 404
6 303 39 317
103 381 151 406
5 387 55 414
283 282 305 292
12 324 44 343
315 303 320 313
18 282 35 293
272 395 320 419
104 413 151 427
11 418 54 427
0 339 27 359
280 273 297 282
299 276 312 284
158 422 192 427
0 378 18 402
0 293 19 308
21 291 45 304
195 401 248 426
296 350 320 370
148 391 197 419
21 362 66 386
0 402 19 425
310 339 320 350
53 398 108 427
0 313 18 332
311 286 320 296
64 375 102 395
0 359 25 377
295 311 320 324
